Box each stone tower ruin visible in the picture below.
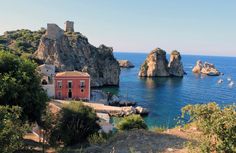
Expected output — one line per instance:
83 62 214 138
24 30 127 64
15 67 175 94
65 21 74 32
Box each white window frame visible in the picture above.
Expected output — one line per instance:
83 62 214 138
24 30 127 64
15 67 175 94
57 80 62 88
67 80 72 89
80 80 85 88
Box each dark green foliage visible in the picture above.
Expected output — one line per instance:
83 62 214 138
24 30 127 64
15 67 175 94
0 29 45 56
0 51 48 122
88 131 114 145
51 102 100 146
182 102 236 153
117 115 147 130
38 105 56 144
0 106 28 153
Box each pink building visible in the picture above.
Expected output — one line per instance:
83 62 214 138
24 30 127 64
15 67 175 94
55 71 90 101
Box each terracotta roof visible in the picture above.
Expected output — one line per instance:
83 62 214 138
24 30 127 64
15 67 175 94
56 71 90 77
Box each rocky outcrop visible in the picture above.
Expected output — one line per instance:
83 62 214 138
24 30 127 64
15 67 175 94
135 106 149 115
192 60 220 76
138 48 185 77
118 60 135 68
192 60 203 73
34 22 120 87
168 50 185 77
138 48 169 77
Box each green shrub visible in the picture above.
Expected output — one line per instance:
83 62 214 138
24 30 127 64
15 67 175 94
181 102 236 153
51 102 100 146
0 106 28 153
117 115 147 130
88 132 108 145
0 51 48 122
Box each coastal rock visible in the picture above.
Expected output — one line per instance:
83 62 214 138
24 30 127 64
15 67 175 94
135 106 149 115
34 22 120 87
192 61 220 76
139 48 185 77
138 48 169 77
192 60 203 73
168 50 185 77
122 106 136 116
201 62 220 76
118 60 135 68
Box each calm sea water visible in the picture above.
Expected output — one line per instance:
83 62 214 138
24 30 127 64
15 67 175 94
102 52 236 128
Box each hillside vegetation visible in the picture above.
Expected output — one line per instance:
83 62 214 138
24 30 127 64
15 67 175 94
0 29 45 57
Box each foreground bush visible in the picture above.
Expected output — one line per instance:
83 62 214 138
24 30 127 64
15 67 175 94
117 115 147 130
0 106 28 153
88 132 110 145
182 102 236 153
51 102 100 146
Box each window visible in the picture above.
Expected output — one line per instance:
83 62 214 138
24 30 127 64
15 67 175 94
68 81 72 88
81 89 84 93
57 81 62 88
80 80 85 88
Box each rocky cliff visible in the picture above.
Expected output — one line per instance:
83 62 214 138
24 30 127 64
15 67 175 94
138 48 184 77
34 23 120 87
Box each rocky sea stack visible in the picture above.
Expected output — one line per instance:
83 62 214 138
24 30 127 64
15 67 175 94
192 60 220 76
138 48 185 77
168 50 185 77
118 60 135 68
34 21 120 87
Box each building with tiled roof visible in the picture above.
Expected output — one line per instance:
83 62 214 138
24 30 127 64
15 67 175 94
55 71 90 101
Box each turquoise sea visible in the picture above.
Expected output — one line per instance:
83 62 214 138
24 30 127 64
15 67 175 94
102 52 236 128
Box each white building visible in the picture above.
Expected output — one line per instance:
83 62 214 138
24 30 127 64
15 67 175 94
37 64 55 98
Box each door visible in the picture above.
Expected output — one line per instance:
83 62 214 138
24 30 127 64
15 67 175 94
68 89 72 99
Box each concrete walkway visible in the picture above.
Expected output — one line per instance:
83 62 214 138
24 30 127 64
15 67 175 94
52 100 132 115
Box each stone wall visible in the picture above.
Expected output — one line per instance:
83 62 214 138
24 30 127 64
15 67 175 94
45 24 63 40
42 85 55 98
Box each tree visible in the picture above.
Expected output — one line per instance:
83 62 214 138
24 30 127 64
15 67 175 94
0 51 48 122
181 102 236 153
0 105 28 153
117 115 147 130
51 102 100 146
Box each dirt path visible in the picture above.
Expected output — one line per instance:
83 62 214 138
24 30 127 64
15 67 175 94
85 128 200 153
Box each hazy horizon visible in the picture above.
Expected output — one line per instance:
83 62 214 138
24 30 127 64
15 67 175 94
1 0 236 56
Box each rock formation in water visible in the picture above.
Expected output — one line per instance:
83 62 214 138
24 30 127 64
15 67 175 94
168 50 185 76
192 60 220 76
118 60 135 68
138 48 169 77
192 60 203 73
138 48 185 77
34 22 120 87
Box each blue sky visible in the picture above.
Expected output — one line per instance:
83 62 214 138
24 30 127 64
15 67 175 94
0 0 236 56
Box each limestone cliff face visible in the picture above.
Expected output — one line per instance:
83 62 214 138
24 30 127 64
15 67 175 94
34 24 120 87
138 48 169 77
168 50 185 77
138 48 185 77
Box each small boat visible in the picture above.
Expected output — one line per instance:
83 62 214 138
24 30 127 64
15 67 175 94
217 79 223 84
227 77 232 82
228 81 234 87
